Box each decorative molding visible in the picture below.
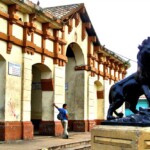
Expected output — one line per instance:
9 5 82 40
88 36 96 55
54 53 67 61
103 64 109 80
74 13 80 27
53 29 67 66
8 4 19 24
0 32 7 41
7 42 12 54
24 22 37 36
42 23 53 39
23 47 34 55
55 37 67 45
29 13 37 22
89 36 96 42
67 19 73 33
79 7 86 14
75 65 90 71
41 55 45 64
82 22 91 40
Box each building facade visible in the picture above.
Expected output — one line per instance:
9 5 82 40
0 0 129 141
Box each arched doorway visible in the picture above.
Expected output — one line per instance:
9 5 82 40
0 55 6 121
31 63 52 135
65 43 85 131
94 80 104 121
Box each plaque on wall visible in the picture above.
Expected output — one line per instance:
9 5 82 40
8 62 21 77
65 83 68 90
32 82 41 90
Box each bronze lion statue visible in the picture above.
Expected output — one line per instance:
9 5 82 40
107 37 150 120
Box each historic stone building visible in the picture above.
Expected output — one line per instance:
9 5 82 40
0 0 129 141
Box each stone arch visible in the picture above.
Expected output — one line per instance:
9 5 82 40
65 42 85 131
31 63 53 134
66 42 85 66
94 80 104 120
0 55 6 121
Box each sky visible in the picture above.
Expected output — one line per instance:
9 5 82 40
31 0 150 76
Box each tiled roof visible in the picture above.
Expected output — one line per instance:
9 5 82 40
43 3 84 19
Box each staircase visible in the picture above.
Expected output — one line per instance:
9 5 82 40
41 139 91 150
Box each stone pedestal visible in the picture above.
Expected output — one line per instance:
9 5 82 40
91 125 150 150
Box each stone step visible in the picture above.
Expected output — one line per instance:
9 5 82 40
63 144 91 150
47 140 91 150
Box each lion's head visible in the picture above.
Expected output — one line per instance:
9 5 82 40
137 37 150 83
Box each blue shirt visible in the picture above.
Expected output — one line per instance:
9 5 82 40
58 108 68 120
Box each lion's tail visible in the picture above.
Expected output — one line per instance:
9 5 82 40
114 110 123 118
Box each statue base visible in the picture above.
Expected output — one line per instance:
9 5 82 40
91 125 150 150
101 121 150 127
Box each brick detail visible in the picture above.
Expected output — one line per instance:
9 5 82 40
73 120 88 132
68 120 74 131
71 120 104 132
0 122 5 141
0 121 22 141
41 79 54 91
97 91 104 99
22 121 33 140
88 120 96 131
39 121 63 136
95 119 104 125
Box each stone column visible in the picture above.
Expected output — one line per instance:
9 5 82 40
87 76 96 131
21 53 33 139
53 65 65 135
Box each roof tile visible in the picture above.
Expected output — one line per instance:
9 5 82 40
43 4 83 19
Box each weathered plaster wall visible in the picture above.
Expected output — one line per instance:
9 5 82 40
45 39 54 52
65 56 85 120
0 17 7 34
88 77 96 120
65 57 76 119
5 45 22 121
0 56 6 121
34 33 42 47
0 1 8 13
74 71 85 120
13 24 23 40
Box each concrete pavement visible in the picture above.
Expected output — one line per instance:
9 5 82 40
0 132 91 150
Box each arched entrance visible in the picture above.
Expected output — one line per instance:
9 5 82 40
65 42 85 131
31 63 52 135
94 80 104 121
0 55 6 121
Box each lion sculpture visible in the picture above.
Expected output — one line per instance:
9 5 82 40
107 37 150 120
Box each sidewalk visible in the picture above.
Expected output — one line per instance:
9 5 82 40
0 132 91 150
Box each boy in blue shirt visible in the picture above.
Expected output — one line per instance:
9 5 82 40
53 103 69 139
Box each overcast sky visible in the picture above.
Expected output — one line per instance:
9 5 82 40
31 0 150 76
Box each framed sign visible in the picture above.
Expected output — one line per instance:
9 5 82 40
65 83 68 90
8 62 21 77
